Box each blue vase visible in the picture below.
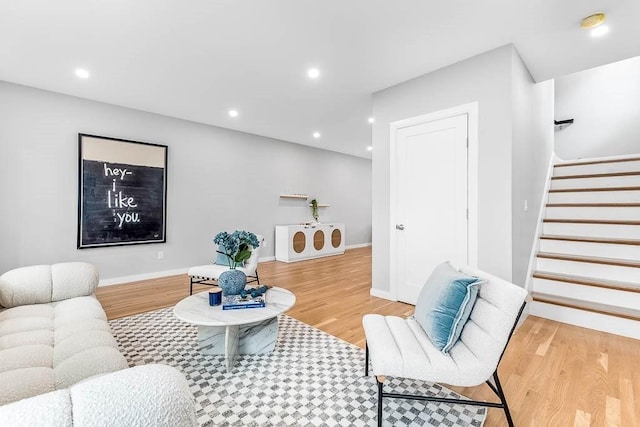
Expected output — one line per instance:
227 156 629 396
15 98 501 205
218 269 247 295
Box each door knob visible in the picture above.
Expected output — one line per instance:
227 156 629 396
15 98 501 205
396 224 405 230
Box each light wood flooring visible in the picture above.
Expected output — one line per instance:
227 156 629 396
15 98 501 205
96 247 640 426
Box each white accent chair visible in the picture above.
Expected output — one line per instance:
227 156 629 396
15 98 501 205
363 265 528 427
188 234 264 295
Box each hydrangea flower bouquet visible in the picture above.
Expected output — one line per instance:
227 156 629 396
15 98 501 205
213 230 260 269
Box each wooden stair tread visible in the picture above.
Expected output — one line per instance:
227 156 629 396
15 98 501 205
539 234 640 246
547 202 640 207
532 270 640 293
537 252 640 268
532 292 640 321
549 186 640 193
543 218 640 225
552 171 640 180
554 157 640 167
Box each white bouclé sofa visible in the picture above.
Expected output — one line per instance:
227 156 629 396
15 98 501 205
0 262 197 426
0 364 197 427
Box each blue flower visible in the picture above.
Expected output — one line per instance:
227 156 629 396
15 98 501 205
213 230 260 269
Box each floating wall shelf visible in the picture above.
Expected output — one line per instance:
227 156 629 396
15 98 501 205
280 194 308 200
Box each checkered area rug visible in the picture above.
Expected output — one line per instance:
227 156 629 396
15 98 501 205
109 308 486 426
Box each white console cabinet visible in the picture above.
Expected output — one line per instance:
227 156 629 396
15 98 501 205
275 223 345 262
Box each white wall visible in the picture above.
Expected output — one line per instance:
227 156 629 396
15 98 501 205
0 81 372 281
555 56 640 160
371 44 555 295
511 50 555 286
371 45 514 296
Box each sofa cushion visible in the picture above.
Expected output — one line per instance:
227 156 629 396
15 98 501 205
0 365 197 427
54 318 113 343
51 263 99 302
0 265 52 308
0 344 53 373
0 296 127 403
0 316 54 337
0 263 99 308
0 367 55 405
0 329 54 350
0 304 54 321
69 365 197 427
54 346 128 389
0 389 72 426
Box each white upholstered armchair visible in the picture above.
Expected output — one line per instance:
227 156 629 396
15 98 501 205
188 234 264 295
363 263 528 427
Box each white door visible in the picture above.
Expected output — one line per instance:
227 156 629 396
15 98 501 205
395 114 469 304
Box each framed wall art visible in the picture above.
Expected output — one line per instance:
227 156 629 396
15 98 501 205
78 133 168 248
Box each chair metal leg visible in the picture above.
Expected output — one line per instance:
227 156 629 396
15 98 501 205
255 268 260 285
365 343 369 377
492 371 515 427
376 377 383 427
189 277 193 295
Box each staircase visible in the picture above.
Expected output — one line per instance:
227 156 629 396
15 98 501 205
529 155 640 339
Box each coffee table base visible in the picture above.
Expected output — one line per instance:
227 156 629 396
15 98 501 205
198 317 279 372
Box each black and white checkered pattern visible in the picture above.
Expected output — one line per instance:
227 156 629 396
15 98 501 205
109 308 485 426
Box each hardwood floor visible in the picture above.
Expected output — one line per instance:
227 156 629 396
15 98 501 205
96 247 640 426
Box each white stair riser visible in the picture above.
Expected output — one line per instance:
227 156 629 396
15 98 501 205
548 190 640 204
542 222 640 239
545 206 640 221
536 257 640 285
553 160 640 177
529 301 640 340
550 175 640 190
539 239 640 261
532 278 640 310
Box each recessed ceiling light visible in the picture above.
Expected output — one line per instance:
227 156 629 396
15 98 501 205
307 68 320 79
313 132 321 139
228 109 239 118
367 146 373 151
591 25 609 37
75 68 90 79
581 12 606 29
368 117 375 124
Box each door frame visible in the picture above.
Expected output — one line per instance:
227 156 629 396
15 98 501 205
389 102 479 301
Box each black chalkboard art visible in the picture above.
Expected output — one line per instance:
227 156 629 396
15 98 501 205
78 134 168 248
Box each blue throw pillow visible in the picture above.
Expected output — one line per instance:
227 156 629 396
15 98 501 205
413 261 483 354
215 245 246 267
215 251 233 266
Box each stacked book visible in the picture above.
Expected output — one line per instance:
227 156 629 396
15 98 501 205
222 294 266 310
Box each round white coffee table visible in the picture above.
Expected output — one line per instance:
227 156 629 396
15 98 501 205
173 287 295 372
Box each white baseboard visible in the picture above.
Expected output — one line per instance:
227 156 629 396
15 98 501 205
370 288 394 301
99 268 189 287
98 250 365 287
99 258 276 287
346 242 372 250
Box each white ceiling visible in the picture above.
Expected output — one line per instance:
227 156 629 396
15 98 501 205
1 1 639 159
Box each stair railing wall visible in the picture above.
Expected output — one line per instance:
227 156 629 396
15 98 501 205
524 151 561 293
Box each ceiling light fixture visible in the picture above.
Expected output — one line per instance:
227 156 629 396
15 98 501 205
368 117 375 124
580 12 606 29
307 68 320 79
75 68 90 79
313 132 320 139
367 146 373 151
228 109 239 118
